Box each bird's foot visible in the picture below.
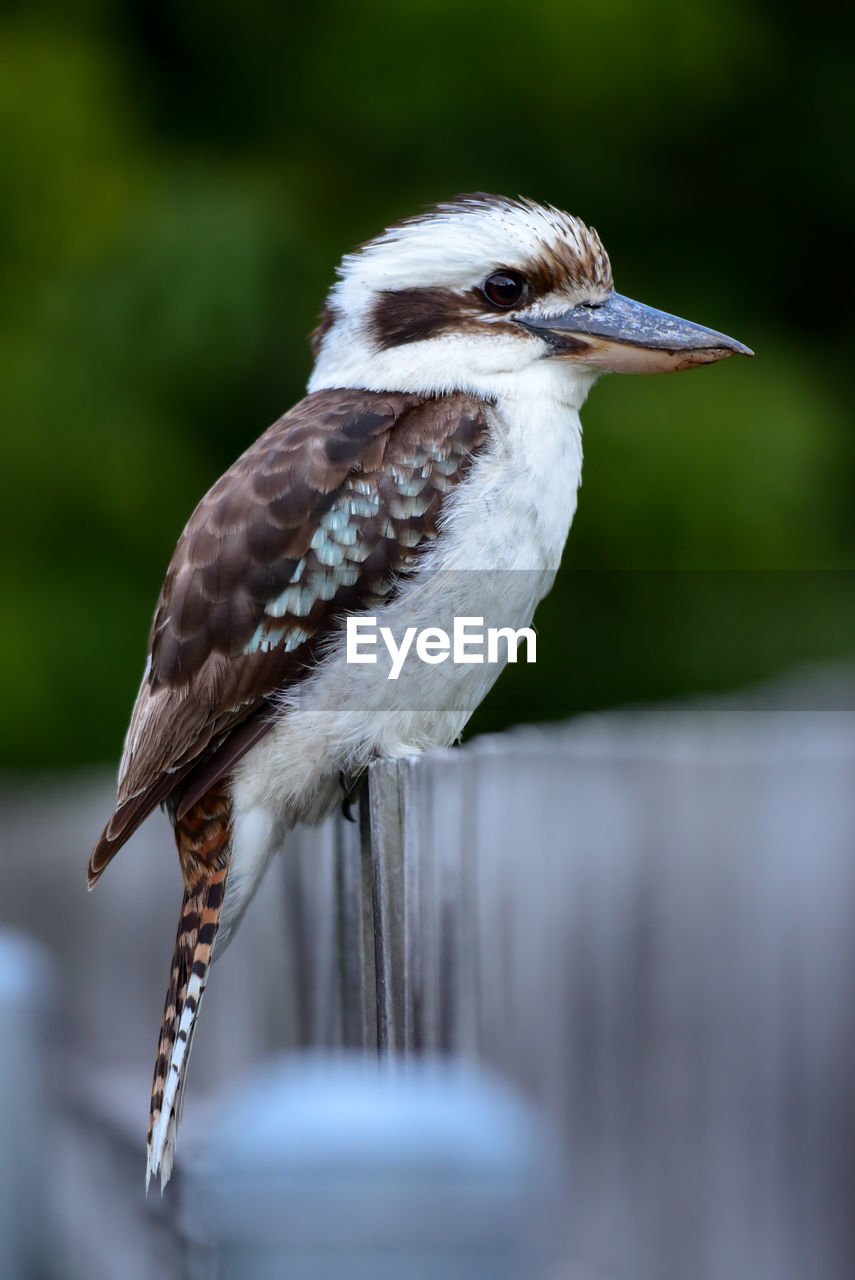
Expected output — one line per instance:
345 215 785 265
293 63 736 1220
339 768 367 823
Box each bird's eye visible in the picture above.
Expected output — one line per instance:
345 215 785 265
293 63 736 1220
482 271 526 309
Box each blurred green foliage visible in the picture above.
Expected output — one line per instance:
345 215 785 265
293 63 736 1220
1 0 853 767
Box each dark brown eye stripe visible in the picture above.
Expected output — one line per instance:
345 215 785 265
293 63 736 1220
370 286 472 349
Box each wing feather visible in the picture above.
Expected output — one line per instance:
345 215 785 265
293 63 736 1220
89 388 487 884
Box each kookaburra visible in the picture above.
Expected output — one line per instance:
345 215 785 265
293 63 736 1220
88 194 751 1190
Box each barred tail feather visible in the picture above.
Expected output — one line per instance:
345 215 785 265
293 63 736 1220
146 862 228 1193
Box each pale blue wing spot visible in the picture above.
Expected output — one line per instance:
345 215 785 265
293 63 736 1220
321 505 353 534
310 524 330 551
315 576 341 602
392 475 428 497
245 623 282 655
267 583 317 619
346 493 380 518
347 477 377 499
345 538 374 565
335 523 359 547
386 494 431 520
314 541 346 568
284 625 310 651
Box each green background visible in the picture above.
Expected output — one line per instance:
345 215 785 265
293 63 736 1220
2 0 853 769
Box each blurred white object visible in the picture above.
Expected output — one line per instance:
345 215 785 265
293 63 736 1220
0 928 54 1280
181 1054 568 1279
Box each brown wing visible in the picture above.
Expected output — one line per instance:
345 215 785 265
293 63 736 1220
89 388 487 885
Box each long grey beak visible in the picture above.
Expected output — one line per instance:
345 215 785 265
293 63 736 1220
516 291 753 373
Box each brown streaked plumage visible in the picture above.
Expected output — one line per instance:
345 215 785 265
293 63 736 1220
88 390 488 888
173 778 232 892
147 786 231 1189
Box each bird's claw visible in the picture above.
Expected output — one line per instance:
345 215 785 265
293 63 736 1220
339 769 366 822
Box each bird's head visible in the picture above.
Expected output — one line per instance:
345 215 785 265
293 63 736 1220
308 194 752 402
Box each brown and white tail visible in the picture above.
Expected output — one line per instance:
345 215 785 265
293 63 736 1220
146 786 231 1193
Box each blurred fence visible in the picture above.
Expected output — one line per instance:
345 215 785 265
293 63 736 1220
279 712 855 1280
4 704 855 1277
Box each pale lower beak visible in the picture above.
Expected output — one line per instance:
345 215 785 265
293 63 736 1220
515 291 753 373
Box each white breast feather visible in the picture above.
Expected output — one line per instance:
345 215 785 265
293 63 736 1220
222 366 586 941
